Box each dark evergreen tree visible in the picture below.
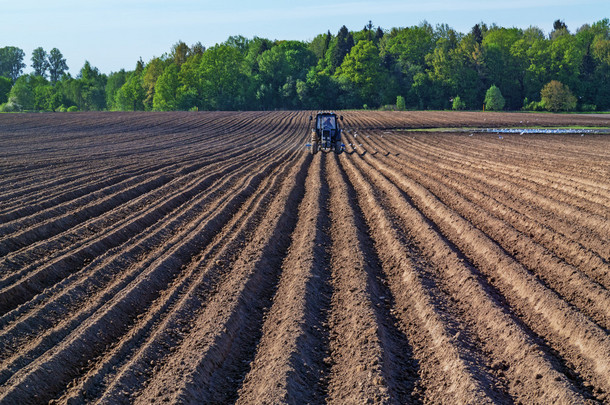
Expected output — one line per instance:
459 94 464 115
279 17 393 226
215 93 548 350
191 42 206 56
472 24 483 44
553 19 567 31
375 26 384 42
324 31 332 57
550 19 569 39
366 20 373 41
330 25 354 69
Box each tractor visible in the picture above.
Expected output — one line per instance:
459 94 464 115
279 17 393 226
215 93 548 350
309 112 344 154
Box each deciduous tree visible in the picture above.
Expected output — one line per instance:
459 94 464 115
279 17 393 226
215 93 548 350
31 47 49 77
335 40 387 108
0 46 26 82
153 64 180 111
48 48 68 83
540 80 577 111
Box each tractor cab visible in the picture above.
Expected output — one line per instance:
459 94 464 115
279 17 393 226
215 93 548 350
309 112 343 154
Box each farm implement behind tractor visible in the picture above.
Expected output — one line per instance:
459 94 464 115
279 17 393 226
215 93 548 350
308 112 344 154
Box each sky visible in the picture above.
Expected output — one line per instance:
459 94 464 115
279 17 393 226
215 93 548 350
2 0 609 75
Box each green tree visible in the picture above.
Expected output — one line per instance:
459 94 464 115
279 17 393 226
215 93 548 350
171 41 190 69
256 41 315 109
297 67 339 110
105 69 128 110
31 47 49 77
224 35 249 54
75 61 107 110
540 80 577 111
48 48 68 83
425 33 463 109
382 23 435 70
0 46 26 82
8 74 36 109
550 19 569 40
510 27 546 103
472 24 484 44
114 61 145 111
482 27 523 109
177 53 202 109
153 64 180 111
309 31 332 60
484 84 505 110
199 44 248 110
191 42 206 56
142 58 165 110
335 40 388 108
34 81 63 111
591 30 610 108
0 76 11 103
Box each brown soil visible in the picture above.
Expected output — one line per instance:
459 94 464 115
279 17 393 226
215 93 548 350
0 110 609 404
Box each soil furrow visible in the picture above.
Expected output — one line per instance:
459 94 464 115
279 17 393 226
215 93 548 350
236 153 332 405
344 139 591 403
361 133 610 329
56 146 305 404
0 110 608 403
0 149 303 404
124 152 310 405
358 144 610 401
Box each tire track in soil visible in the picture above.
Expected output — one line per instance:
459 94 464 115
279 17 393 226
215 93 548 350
326 154 426 404
323 154 391 403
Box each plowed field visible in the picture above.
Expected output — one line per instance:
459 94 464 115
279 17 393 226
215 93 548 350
1 111 609 404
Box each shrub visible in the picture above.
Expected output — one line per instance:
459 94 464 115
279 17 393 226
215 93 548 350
580 103 597 112
67 105 78 112
452 96 466 110
524 100 545 111
484 85 505 111
0 99 21 112
396 95 406 111
540 80 577 112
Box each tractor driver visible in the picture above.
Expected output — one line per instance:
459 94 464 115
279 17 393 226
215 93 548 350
322 116 335 130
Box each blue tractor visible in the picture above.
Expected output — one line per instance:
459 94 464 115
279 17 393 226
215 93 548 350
309 112 344 154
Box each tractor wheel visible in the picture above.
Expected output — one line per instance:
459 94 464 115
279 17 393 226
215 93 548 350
311 140 319 154
310 131 319 154
334 141 343 154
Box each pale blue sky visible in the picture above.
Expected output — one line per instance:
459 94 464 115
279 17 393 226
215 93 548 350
2 0 608 75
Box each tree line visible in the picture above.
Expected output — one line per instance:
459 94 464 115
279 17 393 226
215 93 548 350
1 19 609 113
